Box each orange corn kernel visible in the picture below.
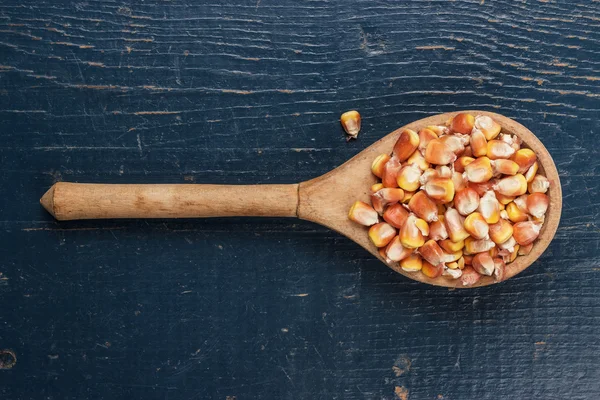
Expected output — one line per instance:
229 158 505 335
408 191 438 222
478 190 500 224
454 156 475 173
423 177 455 204
464 237 496 254
492 159 519 176
454 187 480 216
340 110 361 138
489 246 499 258
419 168 439 185
370 183 384 193
525 162 539 183
419 239 446 267
378 247 393 264
368 222 397 248
451 113 475 134
470 129 488 157
426 125 449 136
452 171 467 192
421 260 443 278
429 219 449 241
464 212 489 240
511 148 537 174
439 238 465 253
371 188 405 214
437 203 447 215
406 149 430 171
463 255 473 265
371 154 391 178
385 236 413 262
393 129 420 162
506 202 528 223
467 180 495 196
462 145 473 158
518 243 533 256
425 139 457 165
444 207 470 243
493 174 527 197
383 203 409 229
512 221 542 246
464 156 493 183
528 174 550 194
348 201 379 226
526 193 549 218
472 252 495 276
474 115 502 140
494 191 515 205
493 258 505 282
382 157 402 188
402 190 415 204
487 140 516 160
489 219 514 245
397 164 422 192
400 253 423 272
418 128 439 154
399 214 426 249
461 266 482 286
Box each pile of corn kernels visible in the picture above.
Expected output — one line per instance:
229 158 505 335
348 113 550 286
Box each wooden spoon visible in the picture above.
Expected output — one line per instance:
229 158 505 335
40 111 562 288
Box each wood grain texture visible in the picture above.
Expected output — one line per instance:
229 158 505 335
0 0 599 399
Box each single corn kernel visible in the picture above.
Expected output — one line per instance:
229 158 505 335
419 239 446 267
397 164 423 192
463 255 473 265
371 183 384 193
429 219 449 241
461 266 482 286
400 214 426 249
423 177 455 204
489 246 499 258
402 190 416 203
418 128 439 154
439 134 468 155
419 168 439 185
444 250 463 263
422 260 443 278
454 187 480 216
502 245 519 263
340 110 361 138
435 165 452 178
465 237 496 254
506 202 528 223
443 266 463 279
526 193 549 218
470 129 488 158
513 221 542 246
511 148 537 174
425 139 457 165
454 156 475 173
498 236 516 252
382 157 402 188
487 140 516 160
493 174 527 197
385 236 413 262
464 156 493 183
393 129 420 162
439 238 465 253
425 125 449 136
512 194 529 212
528 174 550 194
474 115 502 140
400 253 423 272
462 145 473 158
457 256 466 270
383 203 409 229
371 154 391 178
500 134 522 152
348 201 379 226
408 191 438 222
415 218 429 236
494 191 515 205
406 149 430 171
525 162 539 183
464 212 490 240
489 219 514 244
468 180 495 196
451 113 475 134
447 261 459 269
368 222 397 248
371 188 405 214
518 242 533 255
478 190 501 224
378 247 393 264
445 207 471 243
500 209 509 220
492 159 519 176
493 258 505 282
472 252 495 276
452 171 467 192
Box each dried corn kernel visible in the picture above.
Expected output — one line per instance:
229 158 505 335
526 193 549 218
489 219 513 244
383 203 409 229
340 110 361 138
461 266 482 286
498 236 516 252
421 260 443 278
445 207 471 243
425 139 457 165
385 236 413 262
435 165 452 178
493 258 505 282
348 201 379 226
400 254 423 272
408 191 438 222
500 134 522 152
440 134 468 155
426 125 448 136
378 247 393 264
369 222 396 248
506 202 528 223
524 162 538 183
511 148 537 174
454 188 480 216
528 174 550 194
494 174 527 197
494 191 515 205
512 221 542 246
371 154 391 178
418 128 438 154
468 180 495 196
464 212 490 240
393 129 420 162
419 168 439 185
474 115 502 140
452 171 467 192
492 159 519 176
478 190 500 224
402 190 415 204
429 219 449 241
464 237 496 254
518 243 533 255
462 145 473 158
371 188 405 214
423 177 455 204
472 252 495 276
487 140 516 160
397 164 422 192
451 113 475 134
399 214 426 249
439 238 465 253
371 183 384 193
443 267 463 279
406 149 430 171
419 239 446 267
382 157 402 188
470 129 488 157
444 250 463 263
454 156 475 173
464 157 493 183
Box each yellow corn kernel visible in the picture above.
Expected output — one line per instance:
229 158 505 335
423 177 455 204
415 218 429 237
418 128 439 154
400 253 423 272
472 252 495 276
408 191 438 223
513 221 541 246
464 156 493 183
348 201 379 226
399 214 425 249
383 203 409 229
508 245 519 263
478 190 500 224
439 238 465 253
489 246 499 258
406 149 430 171
340 110 361 138
525 161 538 183
457 256 465 270
526 193 549 218
474 115 502 140
385 236 413 262
492 159 519 176
528 174 550 194
402 190 415 204
371 183 384 193
425 139 457 165
444 207 470 243
382 157 402 188
368 222 397 248
419 239 446 267
495 191 515 205
444 250 463 263
463 212 490 240
464 237 496 254
494 174 527 197
371 154 391 178
454 156 475 173
447 261 459 270
397 164 422 192
470 129 488 157
489 219 514 244
393 129 420 162
451 113 475 134
421 260 443 278
511 148 537 174
487 140 516 160
506 202 528 223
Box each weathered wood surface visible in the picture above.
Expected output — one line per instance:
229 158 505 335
0 1 598 399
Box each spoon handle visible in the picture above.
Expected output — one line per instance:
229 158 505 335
40 182 299 221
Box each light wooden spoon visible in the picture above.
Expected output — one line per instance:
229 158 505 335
40 111 561 288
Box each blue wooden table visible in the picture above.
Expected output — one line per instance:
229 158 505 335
1 1 599 399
